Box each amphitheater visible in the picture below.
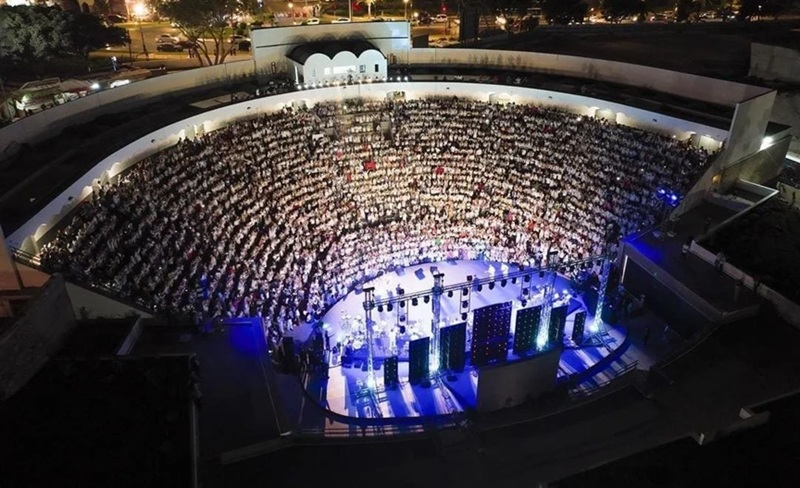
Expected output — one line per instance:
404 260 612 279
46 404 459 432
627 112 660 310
2 21 800 488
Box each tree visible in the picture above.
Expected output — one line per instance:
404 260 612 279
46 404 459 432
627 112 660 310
71 12 128 58
675 0 700 21
92 0 111 15
157 0 252 66
0 6 74 64
600 0 645 21
61 0 81 12
0 6 127 68
542 0 589 24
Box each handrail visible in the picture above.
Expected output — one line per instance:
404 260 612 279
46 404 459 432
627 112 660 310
10 246 158 317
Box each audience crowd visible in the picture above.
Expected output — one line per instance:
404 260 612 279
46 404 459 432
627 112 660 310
40 97 710 349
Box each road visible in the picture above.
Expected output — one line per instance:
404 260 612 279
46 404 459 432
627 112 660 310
101 17 457 61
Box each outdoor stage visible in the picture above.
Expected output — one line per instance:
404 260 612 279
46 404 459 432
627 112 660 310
291 260 630 420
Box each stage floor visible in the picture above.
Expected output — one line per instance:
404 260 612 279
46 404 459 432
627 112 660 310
294 260 632 422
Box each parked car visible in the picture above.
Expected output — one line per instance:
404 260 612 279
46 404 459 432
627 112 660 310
238 40 252 52
303 18 320 25
156 43 183 52
434 13 448 23
176 39 200 49
332 17 351 23
106 14 127 24
155 34 180 44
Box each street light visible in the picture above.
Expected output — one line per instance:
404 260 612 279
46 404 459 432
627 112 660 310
403 0 409 21
133 2 149 60
288 2 296 25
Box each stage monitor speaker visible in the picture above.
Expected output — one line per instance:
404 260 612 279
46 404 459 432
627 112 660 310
439 322 467 372
459 8 480 42
572 311 587 344
408 337 430 384
513 305 542 356
384 356 399 388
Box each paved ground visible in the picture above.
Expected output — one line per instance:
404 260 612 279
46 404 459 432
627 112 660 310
131 320 286 462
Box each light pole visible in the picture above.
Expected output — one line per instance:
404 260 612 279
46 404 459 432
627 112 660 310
133 3 149 60
403 0 409 20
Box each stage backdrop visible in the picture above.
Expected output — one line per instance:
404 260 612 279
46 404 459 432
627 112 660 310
475 345 562 412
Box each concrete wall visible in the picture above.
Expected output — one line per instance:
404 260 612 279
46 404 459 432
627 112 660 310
0 274 76 400
750 43 800 84
721 91 778 168
66 282 153 319
403 49 771 106
5 82 730 253
476 346 562 412
770 91 800 156
719 135 792 190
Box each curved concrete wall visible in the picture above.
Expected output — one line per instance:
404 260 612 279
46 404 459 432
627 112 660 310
6 81 728 253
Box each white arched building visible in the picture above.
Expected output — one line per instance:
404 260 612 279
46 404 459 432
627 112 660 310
287 40 388 85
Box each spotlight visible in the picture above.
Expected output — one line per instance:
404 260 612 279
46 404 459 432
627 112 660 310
477 284 483 292
539 270 545 278
400 314 406 322
461 313 468 321
522 288 529 297
400 300 406 308
521 299 527 307
500 279 507 287
524 275 531 283
399 325 406 334
377 304 384 313
404 76 408 81
467 275 473 281
412 298 419 307
488 282 495 290
423 295 430 304
387 303 393 312
461 300 469 309
447 290 454 298
462 288 469 296
511 277 517 284
398 288 405 295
